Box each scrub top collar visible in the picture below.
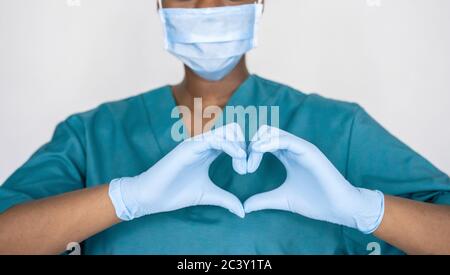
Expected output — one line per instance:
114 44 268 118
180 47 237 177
141 74 262 157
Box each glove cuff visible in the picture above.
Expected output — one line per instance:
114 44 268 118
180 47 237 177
354 189 385 234
109 178 134 221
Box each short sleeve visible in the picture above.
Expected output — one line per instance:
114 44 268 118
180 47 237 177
346 106 450 204
0 115 86 213
341 106 450 254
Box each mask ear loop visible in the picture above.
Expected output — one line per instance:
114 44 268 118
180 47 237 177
157 0 169 48
256 0 264 13
252 0 264 47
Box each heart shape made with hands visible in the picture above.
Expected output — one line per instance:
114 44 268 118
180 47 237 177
206 123 385 235
205 122 356 221
204 123 292 218
111 122 383 233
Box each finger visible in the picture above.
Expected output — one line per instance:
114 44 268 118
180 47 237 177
232 157 247 176
208 139 247 175
198 183 245 218
253 132 316 157
271 150 292 168
213 122 246 144
251 138 293 169
191 129 246 158
243 187 290 214
186 138 246 174
250 124 273 143
210 123 247 174
224 123 247 175
208 138 247 160
248 128 278 173
247 125 274 173
246 151 264 174
252 136 290 155
191 123 248 174
229 122 246 145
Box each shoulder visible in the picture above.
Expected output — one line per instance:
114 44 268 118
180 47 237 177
253 75 362 121
64 86 168 127
253 75 307 104
51 86 169 143
303 94 362 124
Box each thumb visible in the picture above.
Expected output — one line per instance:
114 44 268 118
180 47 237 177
197 183 245 218
244 186 289 214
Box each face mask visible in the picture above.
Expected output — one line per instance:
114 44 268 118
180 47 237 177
158 0 263 81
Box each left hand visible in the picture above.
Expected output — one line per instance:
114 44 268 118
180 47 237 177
244 125 385 234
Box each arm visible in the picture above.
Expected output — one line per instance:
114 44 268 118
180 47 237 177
374 195 450 255
244 125 450 255
0 184 120 255
345 106 450 254
0 123 247 255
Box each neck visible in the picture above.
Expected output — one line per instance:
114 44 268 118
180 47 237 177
172 57 250 108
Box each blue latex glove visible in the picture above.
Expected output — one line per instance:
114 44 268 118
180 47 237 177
109 123 247 221
245 125 385 234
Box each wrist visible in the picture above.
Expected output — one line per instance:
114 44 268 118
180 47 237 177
108 178 135 221
352 188 385 234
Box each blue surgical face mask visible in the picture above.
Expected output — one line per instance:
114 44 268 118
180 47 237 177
158 0 263 81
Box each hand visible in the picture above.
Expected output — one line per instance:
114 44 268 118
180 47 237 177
109 123 247 221
244 125 385 234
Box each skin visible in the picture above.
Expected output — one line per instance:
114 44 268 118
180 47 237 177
0 0 449 255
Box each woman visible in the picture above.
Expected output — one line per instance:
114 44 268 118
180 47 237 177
0 0 449 255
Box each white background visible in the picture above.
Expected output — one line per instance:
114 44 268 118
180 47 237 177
0 0 449 184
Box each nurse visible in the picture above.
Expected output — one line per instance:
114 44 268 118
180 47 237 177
0 0 450 255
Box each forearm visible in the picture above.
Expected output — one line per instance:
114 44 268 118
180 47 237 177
374 195 450 255
0 184 121 255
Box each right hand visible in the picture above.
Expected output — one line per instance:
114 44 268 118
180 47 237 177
108 123 247 221
244 125 384 234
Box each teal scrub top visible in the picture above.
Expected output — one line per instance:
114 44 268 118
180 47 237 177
1 75 449 255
